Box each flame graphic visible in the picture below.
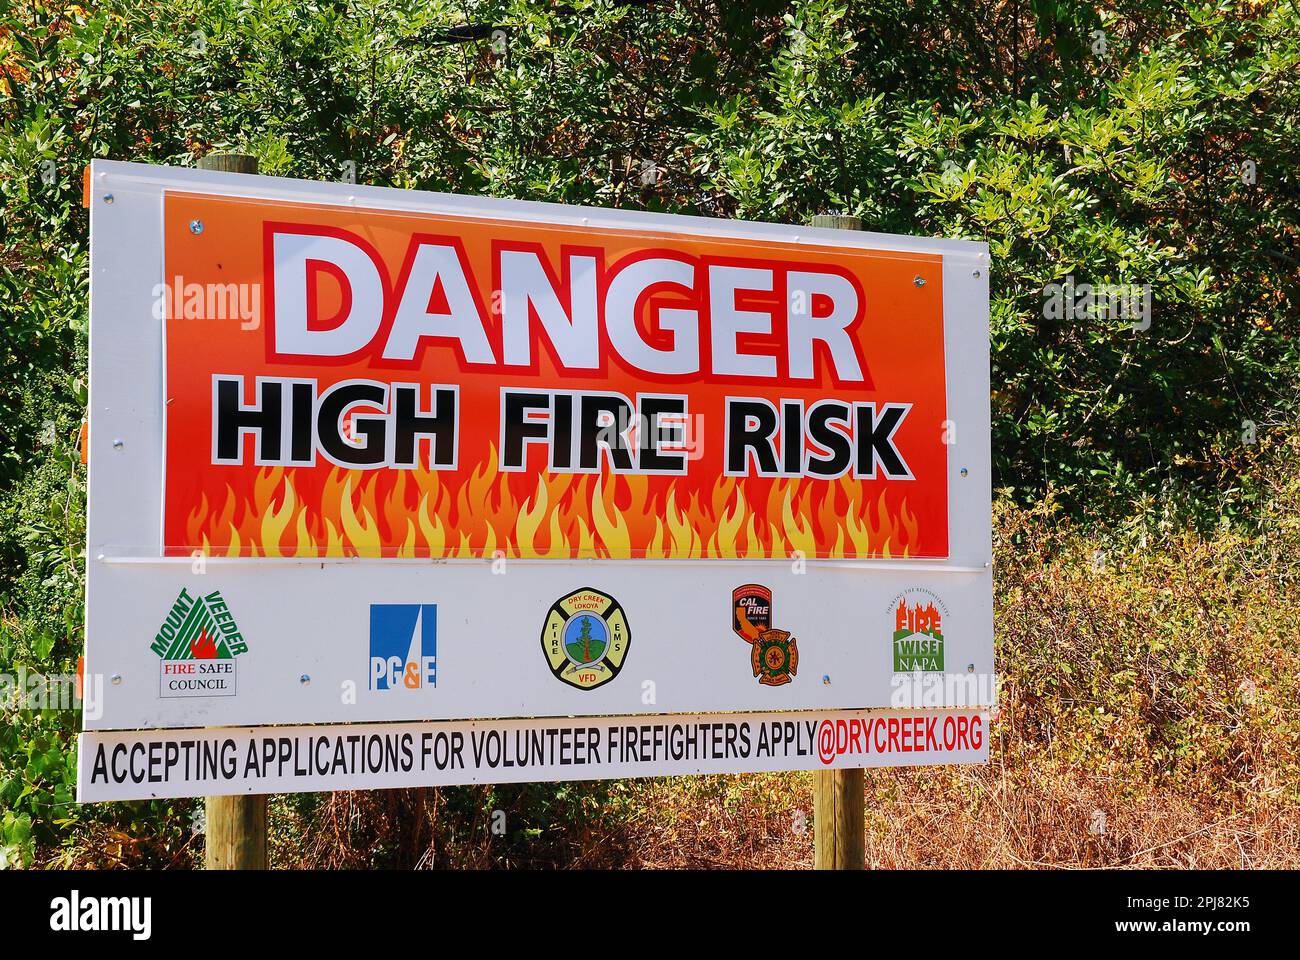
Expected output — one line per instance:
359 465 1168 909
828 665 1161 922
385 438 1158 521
176 446 922 559
190 626 219 659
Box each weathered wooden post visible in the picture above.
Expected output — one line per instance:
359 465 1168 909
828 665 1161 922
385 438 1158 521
809 212 867 871
204 793 267 869
197 150 268 871
197 152 260 177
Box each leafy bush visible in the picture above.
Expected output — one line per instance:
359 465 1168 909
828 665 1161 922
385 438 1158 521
4 0 1296 517
1 0 1297 866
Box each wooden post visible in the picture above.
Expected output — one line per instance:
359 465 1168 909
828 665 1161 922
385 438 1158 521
197 151 268 871
197 152 260 177
813 768 865 869
809 212 867 871
204 793 267 869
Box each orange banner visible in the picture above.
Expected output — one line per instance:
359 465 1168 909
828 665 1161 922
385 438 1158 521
162 193 948 559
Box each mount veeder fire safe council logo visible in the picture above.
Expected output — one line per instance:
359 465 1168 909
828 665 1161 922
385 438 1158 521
541 588 630 690
150 587 248 698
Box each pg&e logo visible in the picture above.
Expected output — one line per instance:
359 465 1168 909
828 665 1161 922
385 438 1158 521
369 604 437 690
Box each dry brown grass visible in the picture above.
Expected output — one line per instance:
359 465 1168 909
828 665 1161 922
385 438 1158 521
272 437 1300 870
592 763 1299 870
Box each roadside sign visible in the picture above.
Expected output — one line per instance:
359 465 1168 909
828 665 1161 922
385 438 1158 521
80 160 992 798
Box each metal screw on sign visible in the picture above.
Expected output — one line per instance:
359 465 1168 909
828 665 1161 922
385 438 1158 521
913 276 926 287
103 194 114 204
300 674 311 685
960 467 969 477
111 674 122 685
973 269 981 278
190 220 204 236
112 438 124 449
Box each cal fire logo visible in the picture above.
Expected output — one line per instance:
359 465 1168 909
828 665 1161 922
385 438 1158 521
890 588 946 672
541 588 630 690
732 584 799 686
369 604 438 690
150 587 247 698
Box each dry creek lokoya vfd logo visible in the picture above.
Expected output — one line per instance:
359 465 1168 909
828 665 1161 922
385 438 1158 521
540 588 631 690
150 587 248 697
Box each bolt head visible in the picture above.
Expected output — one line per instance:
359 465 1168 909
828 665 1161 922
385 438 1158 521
102 194 114 204
189 219 204 235
913 276 926 287
111 674 122 685
112 438 124 449
960 466 969 477
299 674 311 685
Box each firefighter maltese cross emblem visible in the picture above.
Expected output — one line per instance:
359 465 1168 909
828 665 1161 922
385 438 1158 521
752 628 799 687
541 587 631 690
732 584 799 686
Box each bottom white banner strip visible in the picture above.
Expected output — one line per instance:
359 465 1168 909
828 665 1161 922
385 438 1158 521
78 708 988 802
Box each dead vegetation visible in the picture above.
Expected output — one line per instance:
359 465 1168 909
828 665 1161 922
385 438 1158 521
271 438 1300 869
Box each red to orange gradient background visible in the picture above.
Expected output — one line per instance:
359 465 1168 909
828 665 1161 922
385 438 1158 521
161 192 948 560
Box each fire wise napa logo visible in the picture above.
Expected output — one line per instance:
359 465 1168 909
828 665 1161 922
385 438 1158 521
889 588 947 672
150 587 247 698
369 604 438 690
732 584 799 686
541 588 630 690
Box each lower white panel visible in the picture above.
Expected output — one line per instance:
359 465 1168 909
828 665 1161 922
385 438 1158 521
83 560 994 729
78 707 989 802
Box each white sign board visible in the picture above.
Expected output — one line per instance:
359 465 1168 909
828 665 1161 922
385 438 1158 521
80 160 992 799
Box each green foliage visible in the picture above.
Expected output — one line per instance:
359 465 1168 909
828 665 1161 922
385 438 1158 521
0 0 1296 866
5 1 1297 516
